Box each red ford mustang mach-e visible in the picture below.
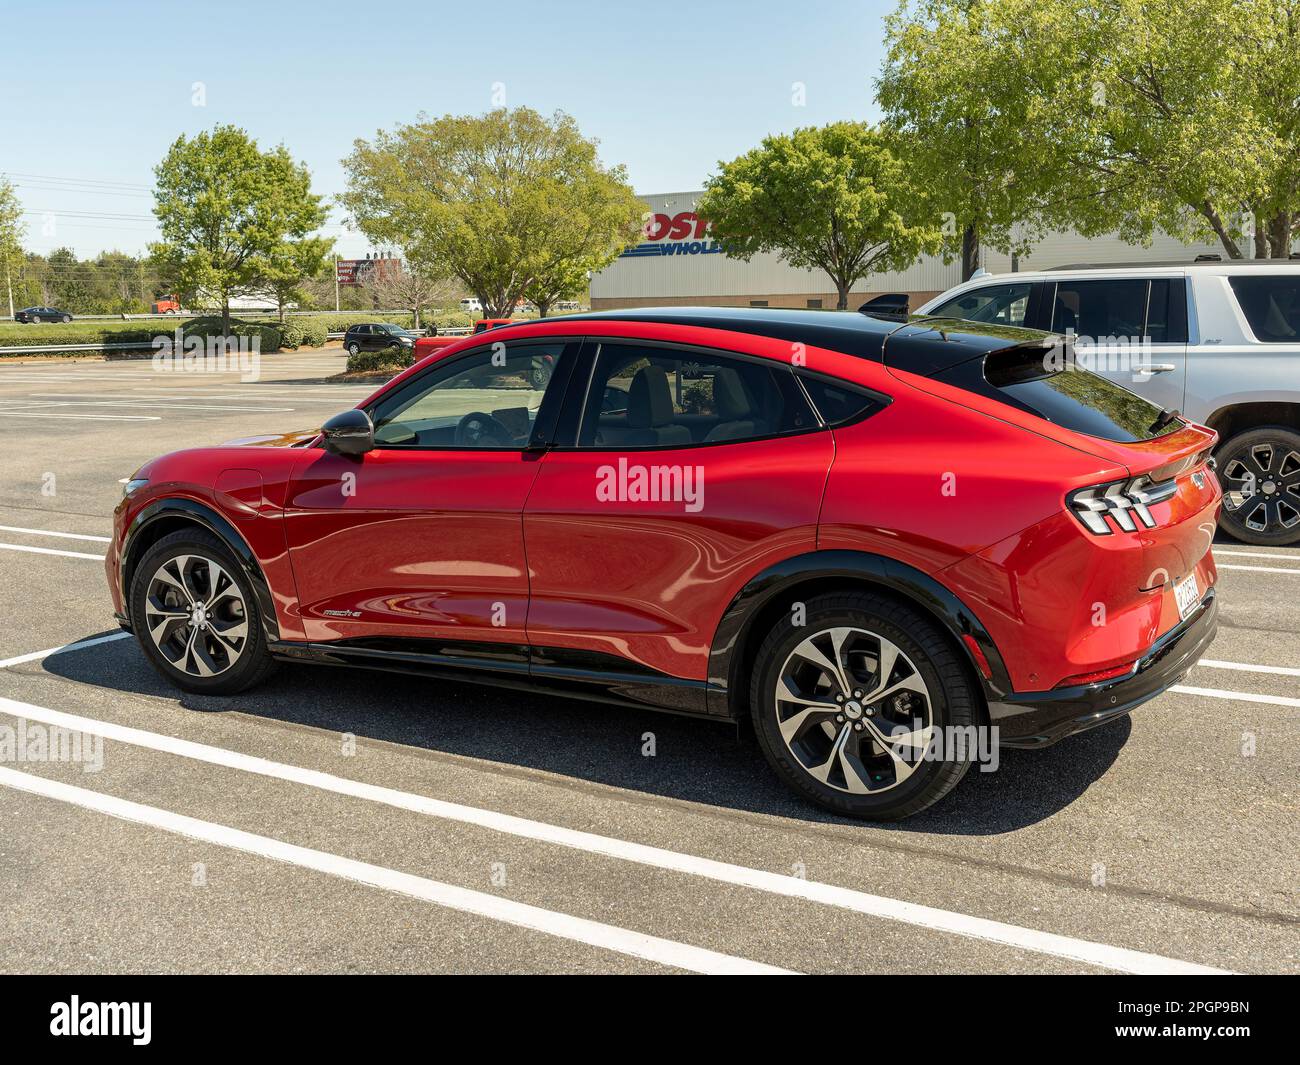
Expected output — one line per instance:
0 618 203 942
106 308 1221 819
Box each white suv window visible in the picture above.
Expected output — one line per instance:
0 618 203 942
1228 275 1300 342
929 283 1032 327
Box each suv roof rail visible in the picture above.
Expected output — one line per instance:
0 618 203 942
1044 258 1300 271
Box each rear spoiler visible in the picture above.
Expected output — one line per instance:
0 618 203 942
858 293 910 322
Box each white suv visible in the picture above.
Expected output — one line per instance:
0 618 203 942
919 260 1300 545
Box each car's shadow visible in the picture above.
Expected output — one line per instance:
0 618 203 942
42 634 1131 837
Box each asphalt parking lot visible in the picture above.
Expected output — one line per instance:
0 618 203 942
0 348 1295 974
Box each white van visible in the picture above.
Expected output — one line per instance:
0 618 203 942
459 297 482 313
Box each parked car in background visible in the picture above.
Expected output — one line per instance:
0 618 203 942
459 297 482 313
918 260 1300 545
343 322 419 357
16 306 72 323
107 307 1220 820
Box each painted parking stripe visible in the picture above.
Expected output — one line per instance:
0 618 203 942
16 400 297 412
0 694 1230 975
1198 659 1300 678
0 524 111 543
1215 563 1300 575
1213 549 1300 562
0 631 130 669
0 542 105 560
0 765 788 975
0 412 161 421
1169 685 1300 708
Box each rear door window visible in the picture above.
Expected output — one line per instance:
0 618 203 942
1051 279 1148 339
1228 275 1300 342
928 283 1033 327
577 343 818 448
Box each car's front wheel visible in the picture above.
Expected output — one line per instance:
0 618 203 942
750 591 979 820
1216 426 1300 546
347 342 360 356
129 529 277 694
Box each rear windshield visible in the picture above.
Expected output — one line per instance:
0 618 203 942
1228 275 1300 342
935 345 1180 442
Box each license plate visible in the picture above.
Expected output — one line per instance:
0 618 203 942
1174 572 1201 621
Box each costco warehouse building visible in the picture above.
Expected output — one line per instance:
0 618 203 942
589 190 1226 310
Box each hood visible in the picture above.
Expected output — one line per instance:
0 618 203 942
222 428 320 448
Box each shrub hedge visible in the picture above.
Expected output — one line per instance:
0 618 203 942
344 344 415 374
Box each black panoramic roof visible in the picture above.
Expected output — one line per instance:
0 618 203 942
561 306 1049 376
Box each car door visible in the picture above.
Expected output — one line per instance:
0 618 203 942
282 338 576 656
1045 275 1188 414
522 337 834 685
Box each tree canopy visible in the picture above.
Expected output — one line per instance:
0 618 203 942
880 0 1300 263
696 121 941 309
340 107 643 318
151 125 329 332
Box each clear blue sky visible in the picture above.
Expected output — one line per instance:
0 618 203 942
1 0 894 259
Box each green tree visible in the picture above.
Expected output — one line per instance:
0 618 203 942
696 122 941 310
0 178 25 318
151 125 328 333
258 236 335 321
884 0 1300 261
878 0 1055 279
524 260 588 317
340 107 643 318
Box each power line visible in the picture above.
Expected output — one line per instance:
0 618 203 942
0 171 151 191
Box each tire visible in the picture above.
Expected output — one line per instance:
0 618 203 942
129 529 277 695
1215 426 1300 546
347 342 360 356
62 315 71 323
749 591 978 820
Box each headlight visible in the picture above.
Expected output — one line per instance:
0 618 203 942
123 478 149 498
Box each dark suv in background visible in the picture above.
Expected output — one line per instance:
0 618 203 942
343 322 420 357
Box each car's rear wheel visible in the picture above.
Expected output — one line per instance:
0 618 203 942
347 342 360 356
129 529 276 695
1216 426 1300 546
749 592 979 820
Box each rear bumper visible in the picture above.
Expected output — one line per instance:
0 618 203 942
989 589 1218 748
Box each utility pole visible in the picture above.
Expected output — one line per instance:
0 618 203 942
334 257 340 312
5 258 13 319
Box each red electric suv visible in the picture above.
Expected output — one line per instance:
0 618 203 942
106 308 1221 819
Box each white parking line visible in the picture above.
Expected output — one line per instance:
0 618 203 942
1215 563 1300 575
1213 549 1300 562
0 764 788 975
0 524 111 543
0 631 130 669
0 694 1230 975
13 400 296 412
1198 659 1300 678
1169 685 1300 708
0 412 161 421
0 542 105 560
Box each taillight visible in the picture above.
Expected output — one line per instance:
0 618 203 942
1067 475 1177 534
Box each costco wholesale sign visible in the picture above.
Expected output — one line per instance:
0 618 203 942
621 210 723 259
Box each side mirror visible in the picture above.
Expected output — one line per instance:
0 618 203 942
321 409 374 457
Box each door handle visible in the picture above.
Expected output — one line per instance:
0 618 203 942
1138 364 1177 374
